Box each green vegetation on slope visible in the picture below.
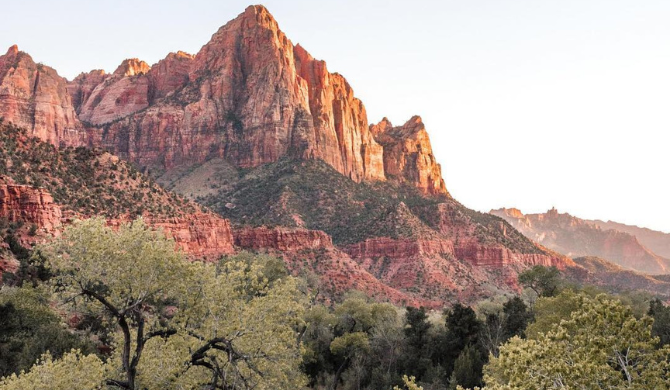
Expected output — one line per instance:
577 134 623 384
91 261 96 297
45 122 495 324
0 119 195 218
196 157 540 252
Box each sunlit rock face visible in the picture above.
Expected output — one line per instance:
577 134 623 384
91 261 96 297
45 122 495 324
0 6 449 196
0 45 85 146
370 116 448 195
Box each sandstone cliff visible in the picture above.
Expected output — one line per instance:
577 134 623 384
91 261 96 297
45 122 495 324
0 6 448 196
0 175 62 233
370 116 447 195
0 45 85 146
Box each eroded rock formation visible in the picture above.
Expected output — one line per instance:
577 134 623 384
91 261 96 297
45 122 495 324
0 45 85 146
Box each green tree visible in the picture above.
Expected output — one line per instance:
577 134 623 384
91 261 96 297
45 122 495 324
37 218 307 390
448 345 484 390
649 298 670 347
484 293 670 389
400 307 433 379
41 218 190 389
518 266 562 297
501 297 532 339
0 287 96 377
0 350 106 390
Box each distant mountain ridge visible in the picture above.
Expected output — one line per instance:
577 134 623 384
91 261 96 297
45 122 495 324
589 219 670 260
491 207 670 275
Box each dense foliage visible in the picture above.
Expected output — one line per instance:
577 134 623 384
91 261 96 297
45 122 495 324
2 217 670 390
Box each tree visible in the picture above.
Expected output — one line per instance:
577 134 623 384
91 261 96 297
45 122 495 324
484 293 670 389
400 307 433 379
518 266 561 297
649 298 670 347
501 297 532 340
448 345 484 390
439 304 481 376
524 289 584 339
40 218 307 390
394 375 424 390
42 218 190 389
0 286 96 378
0 350 106 390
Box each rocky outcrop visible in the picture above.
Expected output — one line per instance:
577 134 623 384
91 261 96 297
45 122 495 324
0 45 85 146
492 207 670 274
233 226 332 251
453 243 574 269
370 116 448 195
146 51 194 100
345 237 454 259
145 213 235 260
0 176 62 232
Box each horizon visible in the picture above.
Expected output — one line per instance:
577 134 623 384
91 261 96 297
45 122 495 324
2 1 668 233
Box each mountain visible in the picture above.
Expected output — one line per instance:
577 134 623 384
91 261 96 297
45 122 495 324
0 45 86 146
570 256 670 298
589 219 670 260
491 208 670 275
2 5 666 303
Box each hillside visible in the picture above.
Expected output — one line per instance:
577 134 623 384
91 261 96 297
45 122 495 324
570 256 670 298
0 119 234 272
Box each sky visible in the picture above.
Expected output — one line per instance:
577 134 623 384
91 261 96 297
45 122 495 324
2 0 669 233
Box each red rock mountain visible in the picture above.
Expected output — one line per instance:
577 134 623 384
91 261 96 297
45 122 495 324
491 208 670 275
0 45 85 146
0 5 444 195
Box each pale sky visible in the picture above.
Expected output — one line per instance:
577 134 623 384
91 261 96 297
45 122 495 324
2 1 669 233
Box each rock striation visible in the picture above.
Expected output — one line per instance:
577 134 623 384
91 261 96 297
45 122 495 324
233 226 332 251
0 175 62 232
370 116 447 195
0 45 85 146
109 213 235 260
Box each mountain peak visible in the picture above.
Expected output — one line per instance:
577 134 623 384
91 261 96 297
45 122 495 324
113 58 150 76
5 44 18 56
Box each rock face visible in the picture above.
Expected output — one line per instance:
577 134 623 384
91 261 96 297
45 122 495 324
0 6 448 195
85 5 390 182
233 226 332 251
109 213 235 260
370 116 448 195
0 176 62 233
492 208 670 274
0 46 85 146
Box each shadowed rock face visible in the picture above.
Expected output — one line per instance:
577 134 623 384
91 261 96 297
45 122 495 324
492 207 670 274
